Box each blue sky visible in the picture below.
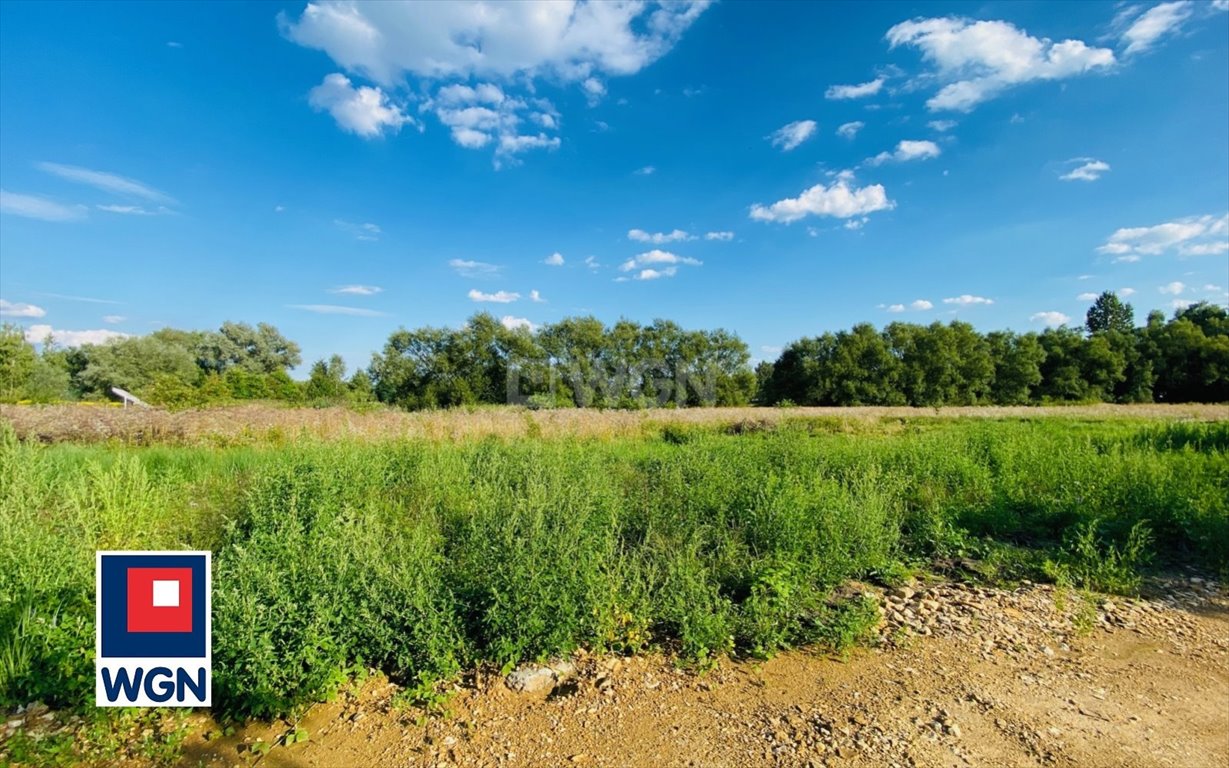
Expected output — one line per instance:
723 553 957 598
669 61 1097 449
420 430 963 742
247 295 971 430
1 0 1227 372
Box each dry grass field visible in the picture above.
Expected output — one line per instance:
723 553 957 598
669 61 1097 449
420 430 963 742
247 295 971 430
2 402 1225 444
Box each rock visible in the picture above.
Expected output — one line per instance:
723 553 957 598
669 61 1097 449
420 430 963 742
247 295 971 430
506 665 562 694
892 587 916 600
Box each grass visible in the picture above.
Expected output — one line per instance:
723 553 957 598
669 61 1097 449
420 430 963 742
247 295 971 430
0 411 1226 762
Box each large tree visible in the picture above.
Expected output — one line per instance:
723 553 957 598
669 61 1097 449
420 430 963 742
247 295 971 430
1086 291 1135 335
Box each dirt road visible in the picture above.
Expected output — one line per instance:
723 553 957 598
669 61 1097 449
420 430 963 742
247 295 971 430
171 575 1228 768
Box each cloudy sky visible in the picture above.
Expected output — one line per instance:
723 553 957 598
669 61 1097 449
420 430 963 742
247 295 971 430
1 0 1226 368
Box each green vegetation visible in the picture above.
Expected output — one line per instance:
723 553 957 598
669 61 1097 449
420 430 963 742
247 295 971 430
2 293 1226 410
2 415 1225 734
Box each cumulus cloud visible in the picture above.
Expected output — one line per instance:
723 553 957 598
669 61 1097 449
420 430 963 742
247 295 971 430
927 119 957 132
836 121 864 139
883 299 933 313
500 315 536 331
943 294 994 306
0 190 87 221
329 284 383 295
0 299 46 318
619 250 701 272
705 231 734 241
450 258 501 277
37 162 173 203
1077 292 1099 301
1120 1 1194 55
886 17 1115 111
630 267 676 280
1059 158 1110 182
23 324 128 346
468 289 520 303
1030 311 1070 327
628 228 693 244
544 252 565 266
866 139 941 165
911 299 934 310
1120 287 1137 296
309 73 412 138
289 304 389 316
281 1 708 157
102 315 126 324
749 171 894 224
768 120 817 151
1158 281 1186 295
530 289 545 303
825 77 884 100
1097 213 1228 261
281 1 710 86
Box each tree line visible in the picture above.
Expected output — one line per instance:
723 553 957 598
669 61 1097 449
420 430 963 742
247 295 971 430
0 293 1225 408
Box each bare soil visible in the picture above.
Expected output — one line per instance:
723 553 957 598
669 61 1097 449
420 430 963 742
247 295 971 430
3 402 1225 445
170 577 1229 768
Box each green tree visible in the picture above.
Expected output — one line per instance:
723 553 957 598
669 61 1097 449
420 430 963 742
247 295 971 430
987 331 1044 405
1085 291 1135 335
0 324 36 401
306 355 349 402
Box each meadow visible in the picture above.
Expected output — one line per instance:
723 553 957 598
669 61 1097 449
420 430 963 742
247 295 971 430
1 408 1227 733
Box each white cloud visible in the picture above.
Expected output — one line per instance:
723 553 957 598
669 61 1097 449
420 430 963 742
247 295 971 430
632 267 676 280
886 17 1115 112
23 324 128 346
628 228 693 244
1204 284 1224 292
619 249 701 272
867 139 942 165
1159 281 1186 295
309 73 412 138
634 165 656 175
289 304 389 317
885 304 906 313
102 315 126 324
749 171 894 224
468 289 520 303
910 299 934 310
581 76 606 104
1097 213 1228 260
0 299 46 318
500 315 536 331
943 294 994 306
37 162 173 203
1059 158 1110 182
1170 298 1197 310
1030 311 1070 327
281 1 710 86
0 189 87 221
844 217 869 230
36 292 122 305
334 218 381 241
530 289 545 303
1077 292 1100 301
927 119 958 131
825 77 885 100
282 1 707 156
449 259 501 278
768 120 817 151
836 121 864 139
544 252 565 266
584 255 601 269
1120 287 1137 296
96 204 171 215
705 231 734 241
330 284 383 295
1181 241 1229 256
1121 1 1193 55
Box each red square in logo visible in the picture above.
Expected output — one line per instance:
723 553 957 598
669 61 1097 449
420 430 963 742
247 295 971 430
127 567 193 633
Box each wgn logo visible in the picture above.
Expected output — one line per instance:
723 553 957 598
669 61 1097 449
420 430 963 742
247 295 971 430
96 551 211 707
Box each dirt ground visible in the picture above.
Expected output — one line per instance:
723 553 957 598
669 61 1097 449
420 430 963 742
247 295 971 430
2 402 1226 445
168 576 1229 768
